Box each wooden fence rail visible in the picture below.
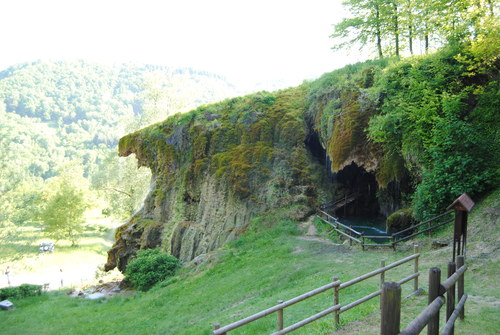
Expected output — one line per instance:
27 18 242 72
381 255 467 335
213 247 420 335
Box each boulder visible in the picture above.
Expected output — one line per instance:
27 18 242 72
0 300 14 310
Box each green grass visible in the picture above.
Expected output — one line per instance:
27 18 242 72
0 191 498 334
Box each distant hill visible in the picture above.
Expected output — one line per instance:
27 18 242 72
0 60 237 177
0 60 239 223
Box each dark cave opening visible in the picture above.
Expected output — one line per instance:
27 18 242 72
334 162 380 218
304 130 382 220
305 130 326 166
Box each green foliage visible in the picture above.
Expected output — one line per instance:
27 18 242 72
413 117 498 218
0 284 43 300
385 208 416 232
332 0 499 57
368 44 499 218
124 249 180 291
38 165 90 245
0 61 236 226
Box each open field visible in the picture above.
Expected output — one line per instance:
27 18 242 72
0 209 123 290
0 190 498 334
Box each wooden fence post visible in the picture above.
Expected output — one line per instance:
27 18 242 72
380 260 386 289
277 300 284 331
361 232 365 251
380 259 385 310
414 245 420 292
380 282 401 335
446 262 456 335
333 276 340 326
457 256 465 320
428 267 441 335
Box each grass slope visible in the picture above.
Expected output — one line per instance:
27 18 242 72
0 192 498 334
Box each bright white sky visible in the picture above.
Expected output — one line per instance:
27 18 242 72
0 0 368 89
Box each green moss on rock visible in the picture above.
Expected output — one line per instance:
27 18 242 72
386 208 416 232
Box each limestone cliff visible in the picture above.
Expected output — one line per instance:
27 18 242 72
105 61 414 272
105 87 334 271
106 47 499 271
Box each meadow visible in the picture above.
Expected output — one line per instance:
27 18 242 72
0 190 498 335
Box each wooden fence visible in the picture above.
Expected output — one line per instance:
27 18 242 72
317 210 454 250
213 247 421 335
381 255 467 335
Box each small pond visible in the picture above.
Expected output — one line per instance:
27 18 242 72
338 216 391 244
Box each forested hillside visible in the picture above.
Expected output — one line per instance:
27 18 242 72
0 61 237 228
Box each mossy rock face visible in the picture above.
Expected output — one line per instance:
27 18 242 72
386 208 416 233
106 86 335 271
105 217 164 272
107 60 432 272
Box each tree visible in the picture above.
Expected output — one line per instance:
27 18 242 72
40 165 89 245
332 0 387 58
333 0 498 57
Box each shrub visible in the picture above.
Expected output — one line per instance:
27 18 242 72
386 208 416 233
124 249 180 291
0 284 42 300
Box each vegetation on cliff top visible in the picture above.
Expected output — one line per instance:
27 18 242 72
119 86 320 206
305 39 498 219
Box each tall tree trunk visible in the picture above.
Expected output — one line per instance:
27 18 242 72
409 23 413 55
486 0 494 16
425 21 429 53
376 4 383 58
393 2 399 57
407 0 413 55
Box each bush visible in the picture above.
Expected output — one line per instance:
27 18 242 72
124 249 180 291
0 284 42 300
386 208 416 233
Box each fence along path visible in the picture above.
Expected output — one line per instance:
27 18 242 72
381 255 467 335
213 246 421 335
317 209 454 250
320 193 358 211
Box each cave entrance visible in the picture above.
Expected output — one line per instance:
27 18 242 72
305 130 326 166
303 130 380 220
334 162 379 218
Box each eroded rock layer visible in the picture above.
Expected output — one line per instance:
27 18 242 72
105 87 335 270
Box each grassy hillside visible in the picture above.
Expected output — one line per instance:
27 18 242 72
1 190 498 334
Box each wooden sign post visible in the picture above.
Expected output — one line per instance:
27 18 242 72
446 193 474 262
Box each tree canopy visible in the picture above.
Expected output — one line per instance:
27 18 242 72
332 0 498 57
